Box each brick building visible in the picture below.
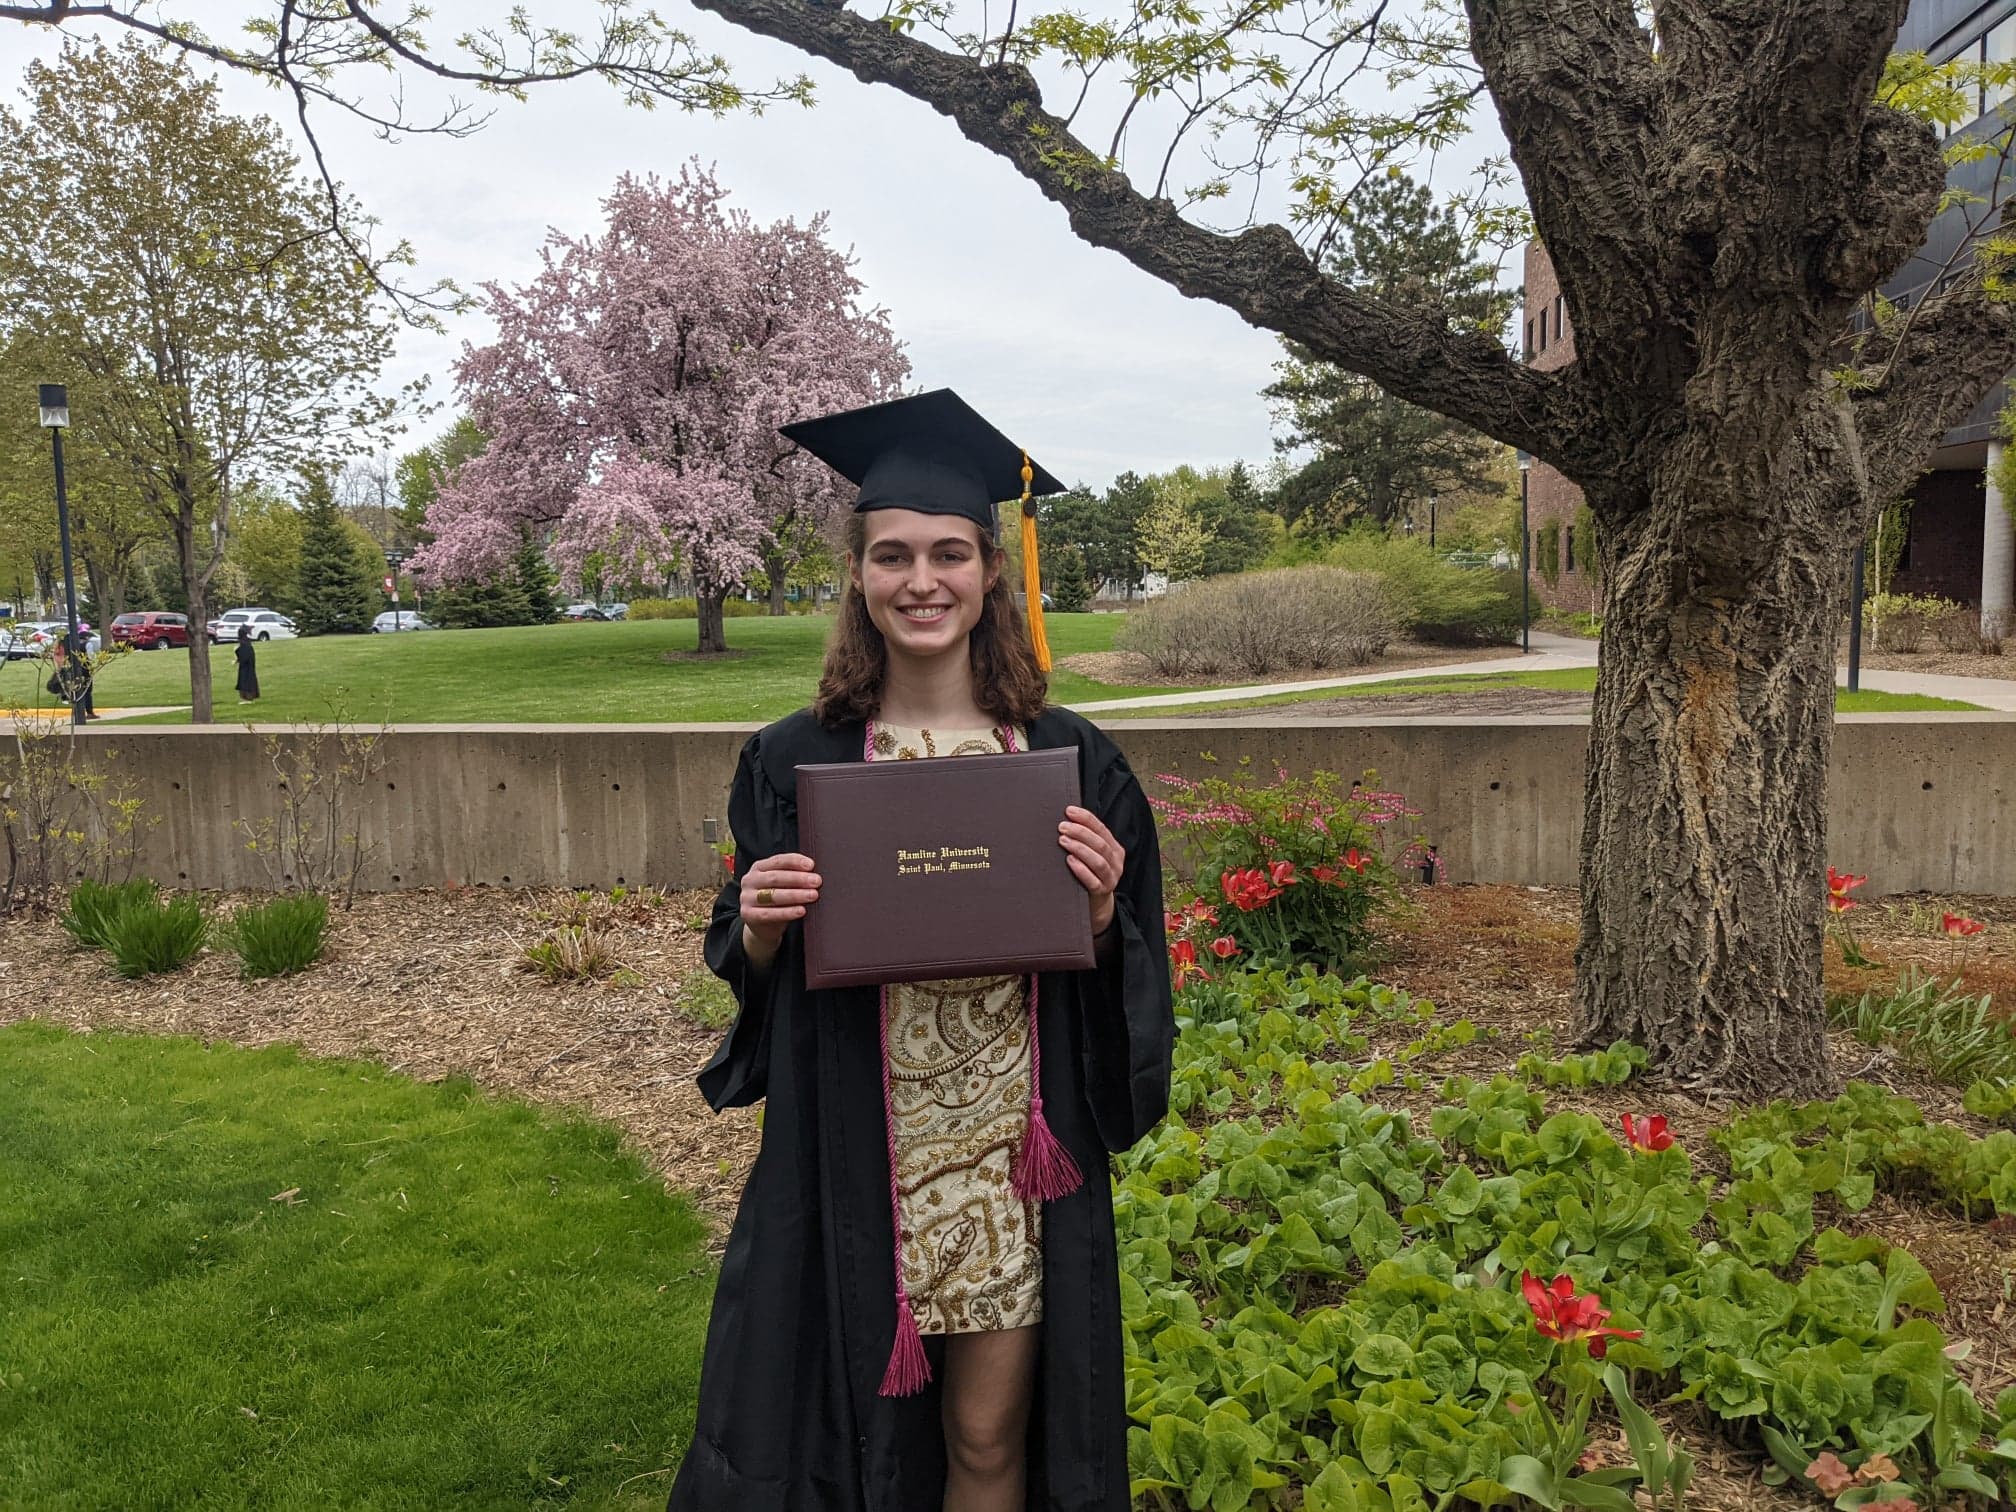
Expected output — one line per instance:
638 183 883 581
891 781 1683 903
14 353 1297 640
1519 0 2016 631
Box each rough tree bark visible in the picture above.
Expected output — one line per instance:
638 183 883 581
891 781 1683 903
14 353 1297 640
696 591 729 654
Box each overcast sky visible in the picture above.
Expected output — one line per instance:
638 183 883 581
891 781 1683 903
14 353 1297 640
0 5 1512 492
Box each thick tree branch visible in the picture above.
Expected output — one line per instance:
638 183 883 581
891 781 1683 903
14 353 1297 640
689 0 1599 471
1853 280 2016 505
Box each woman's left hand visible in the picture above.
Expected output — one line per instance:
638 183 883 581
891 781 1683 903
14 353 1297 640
1059 804 1126 936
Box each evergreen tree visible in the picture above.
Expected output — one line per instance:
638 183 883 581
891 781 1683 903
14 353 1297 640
292 469 376 635
428 571 532 628
1048 544 1091 612
1263 173 1515 536
515 532 560 623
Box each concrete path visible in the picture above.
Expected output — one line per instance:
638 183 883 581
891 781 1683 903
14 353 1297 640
1841 668 2016 711
1067 632 1598 714
1067 630 2016 714
0 705 185 732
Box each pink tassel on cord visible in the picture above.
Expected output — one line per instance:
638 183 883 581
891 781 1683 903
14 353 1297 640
1012 973 1083 1201
880 1287 931 1397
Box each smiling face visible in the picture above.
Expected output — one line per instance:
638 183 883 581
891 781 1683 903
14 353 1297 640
851 508 1000 662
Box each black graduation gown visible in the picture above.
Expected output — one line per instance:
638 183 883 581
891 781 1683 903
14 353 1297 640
235 639 259 699
668 706 1173 1512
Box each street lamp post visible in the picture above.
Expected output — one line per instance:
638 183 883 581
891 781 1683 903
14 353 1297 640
39 384 85 725
1429 493 1438 552
386 549 406 631
1847 540 1866 694
1516 450 1532 654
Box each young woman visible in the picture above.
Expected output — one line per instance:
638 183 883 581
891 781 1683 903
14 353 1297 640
668 391 1173 1512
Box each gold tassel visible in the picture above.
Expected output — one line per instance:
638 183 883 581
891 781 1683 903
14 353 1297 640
1018 451 1051 673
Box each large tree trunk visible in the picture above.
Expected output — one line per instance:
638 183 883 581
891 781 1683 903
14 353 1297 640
695 591 728 654
1572 421 1857 1099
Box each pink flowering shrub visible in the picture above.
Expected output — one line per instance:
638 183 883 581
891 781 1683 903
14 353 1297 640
1150 761 1429 970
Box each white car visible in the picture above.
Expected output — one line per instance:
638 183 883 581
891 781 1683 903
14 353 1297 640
370 611 435 633
7 620 100 656
209 608 297 643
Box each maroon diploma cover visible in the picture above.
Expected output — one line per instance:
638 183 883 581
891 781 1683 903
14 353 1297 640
794 746 1098 990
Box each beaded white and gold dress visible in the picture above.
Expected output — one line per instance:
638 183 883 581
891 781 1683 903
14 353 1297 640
871 720 1043 1334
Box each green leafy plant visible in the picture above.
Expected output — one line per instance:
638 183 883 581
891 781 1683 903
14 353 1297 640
1517 1042 1647 1088
224 892 330 978
675 967 738 1030
1118 965 2002 1510
102 893 208 978
1833 969 2013 1086
519 924 620 982
60 877 159 950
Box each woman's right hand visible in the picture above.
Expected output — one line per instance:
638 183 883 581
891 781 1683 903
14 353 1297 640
739 853 822 957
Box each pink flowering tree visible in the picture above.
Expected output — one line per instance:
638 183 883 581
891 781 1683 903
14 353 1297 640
412 164 907 651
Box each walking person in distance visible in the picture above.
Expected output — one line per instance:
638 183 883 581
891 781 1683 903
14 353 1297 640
235 624 260 704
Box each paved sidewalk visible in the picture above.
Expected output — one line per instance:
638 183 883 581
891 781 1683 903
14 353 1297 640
0 705 185 731
1067 633 1598 714
1067 630 2016 714
1842 668 2016 711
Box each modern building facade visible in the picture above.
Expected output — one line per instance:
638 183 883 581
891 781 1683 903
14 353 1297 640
1520 0 2016 630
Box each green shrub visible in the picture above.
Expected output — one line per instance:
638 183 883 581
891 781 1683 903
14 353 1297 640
102 893 208 978
60 878 159 951
1117 567 1396 677
1317 531 1522 643
225 893 331 979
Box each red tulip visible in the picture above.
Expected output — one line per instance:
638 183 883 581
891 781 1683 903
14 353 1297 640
1267 859 1298 888
1621 1113 1673 1153
722 851 736 874
1310 865 1339 884
1341 847 1369 874
1209 935 1240 959
1164 909 1184 936
1826 867 1866 912
1220 867 1281 912
1942 912 1985 937
1188 898 1219 924
1520 1272 1643 1359
1168 937 1211 987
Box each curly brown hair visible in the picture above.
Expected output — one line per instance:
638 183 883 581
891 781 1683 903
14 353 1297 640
812 511 1050 727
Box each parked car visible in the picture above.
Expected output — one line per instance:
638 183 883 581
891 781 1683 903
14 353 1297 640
561 602 610 621
9 620 100 655
207 608 297 643
0 627 32 660
602 601 629 621
370 611 435 633
110 611 193 650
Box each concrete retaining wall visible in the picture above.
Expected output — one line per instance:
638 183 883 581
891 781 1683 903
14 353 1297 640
7 715 2012 895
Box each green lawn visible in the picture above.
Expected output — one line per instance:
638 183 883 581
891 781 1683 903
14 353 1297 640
1100 665 1985 717
0 1020 712 1509
0 612 1193 724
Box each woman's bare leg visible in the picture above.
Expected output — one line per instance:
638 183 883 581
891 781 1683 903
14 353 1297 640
940 1325 1040 1512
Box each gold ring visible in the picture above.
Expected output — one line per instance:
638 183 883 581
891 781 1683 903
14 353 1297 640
756 888 775 907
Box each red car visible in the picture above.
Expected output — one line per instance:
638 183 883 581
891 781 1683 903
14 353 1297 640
110 611 193 650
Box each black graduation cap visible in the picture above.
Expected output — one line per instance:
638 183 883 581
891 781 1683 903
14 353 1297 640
778 388 1065 533
779 388 1066 671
